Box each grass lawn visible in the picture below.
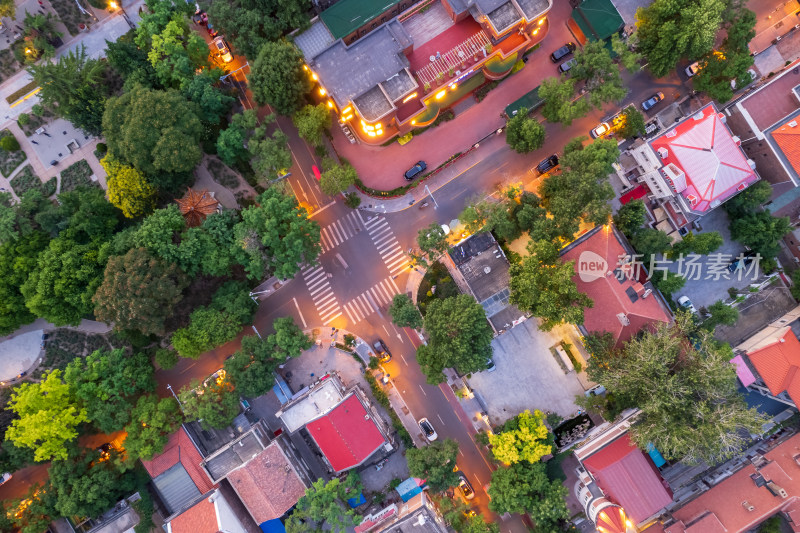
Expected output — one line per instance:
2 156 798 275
0 130 26 177
10 165 55 197
60 159 95 192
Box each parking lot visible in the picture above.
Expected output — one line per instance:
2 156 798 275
466 319 587 424
665 209 764 310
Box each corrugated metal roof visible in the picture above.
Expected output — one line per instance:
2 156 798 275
153 464 202 515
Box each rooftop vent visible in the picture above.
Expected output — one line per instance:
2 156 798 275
616 313 630 326
693 110 705 120
767 481 789 498
789 121 798 127
484 266 491 274
792 453 800 467
658 147 669 159
742 501 755 512
642 288 652 299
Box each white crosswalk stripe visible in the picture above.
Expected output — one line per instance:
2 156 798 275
342 278 401 324
302 265 341 324
319 211 364 253
362 214 410 275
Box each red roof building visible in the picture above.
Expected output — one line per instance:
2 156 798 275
581 433 674 524
771 117 800 178
560 225 672 345
648 103 759 214
745 329 800 406
226 441 308 525
165 488 250 533
306 393 388 472
647 432 800 533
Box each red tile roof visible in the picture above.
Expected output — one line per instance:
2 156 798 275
649 103 759 213
560 226 672 345
595 506 628 533
305 394 387 472
141 427 215 495
771 117 800 177
649 432 800 533
226 441 308 524
168 496 218 533
746 329 800 406
582 433 673 523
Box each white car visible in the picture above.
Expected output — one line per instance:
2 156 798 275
213 36 233 63
678 296 698 315
590 122 611 139
685 62 700 77
0 473 11 485
418 418 437 441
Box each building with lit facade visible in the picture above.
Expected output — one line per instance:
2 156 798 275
294 0 552 144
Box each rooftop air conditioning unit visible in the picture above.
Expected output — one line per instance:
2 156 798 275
789 121 798 127
742 501 755 512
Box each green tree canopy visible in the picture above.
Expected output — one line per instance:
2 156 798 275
250 40 311 115
93 247 188 335
389 294 423 330
406 439 460 492
652 270 686 298
122 395 183 462
613 200 646 238
180 69 235 125
0 231 48 335
539 77 590 125
671 231 723 256
101 156 156 219
631 228 672 260
724 180 772 218
179 379 240 430
234 187 321 280
488 410 553 464
618 106 646 139
702 300 739 331
611 33 642 72
216 110 259 166
416 294 493 383
573 40 627 108
319 158 358 196
488 462 569 530
416 222 449 267
730 210 791 259
64 349 156 433
509 240 593 330
293 103 332 147
505 109 545 153
250 125 292 184
6 371 88 462
102 84 204 177
591 312 766 464
289 476 363 532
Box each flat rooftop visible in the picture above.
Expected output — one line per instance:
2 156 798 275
736 62 800 132
202 425 269 482
277 375 344 433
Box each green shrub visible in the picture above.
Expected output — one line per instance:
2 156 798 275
344 192 361 209
16 113 29 126
31 104 44 116
0 135 19 151
96 142 107 154
154 348 179 369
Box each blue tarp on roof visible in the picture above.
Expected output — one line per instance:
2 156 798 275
396 478 424 502
646 443 667 468
347 492 366 508
260 519 286 533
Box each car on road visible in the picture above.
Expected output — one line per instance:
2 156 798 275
0 473 11 486
404 161 427 181
678 296 698 315
536 154 559 174
731 68 757 89
558 58 578 74
418 418 437 441
373 339 392 362
213 36 233 63
312 164 321 181
485 358 496 372
590 122 611 139
550 42 576 62
642 92 665 111
728 251 757 272
457 473 475 500
685 61 700 77
202 368 226 389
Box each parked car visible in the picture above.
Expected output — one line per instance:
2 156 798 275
731 68 757 89
457 473 475 500
550 42 576 62
202 368 227 389
558 58 578 74
585 384 606 397
373 339 392 362
0 473 11 486
685 61 700 77
536 154 559 174
641 92 665 111
728 251 757 272
485 358 496 372
213 36 233 63
404 161 427 181
590 122 611 139
418 418 437 441
677 295 698 315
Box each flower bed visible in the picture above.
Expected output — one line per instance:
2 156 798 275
0 130 26 177
5 80 38 105
60 159 94 192
10 165 55 197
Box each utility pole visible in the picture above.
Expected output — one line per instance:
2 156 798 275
166 384 184 413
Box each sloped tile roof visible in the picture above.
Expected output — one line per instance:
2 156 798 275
560 226 672 345
746 329 800 405
305 394 386 472
226 442 308 524
771 117 800 177
141 427 216 496
582 434 673 523
168 496 218 533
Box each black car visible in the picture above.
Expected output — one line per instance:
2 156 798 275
373 339 392 362
536 154 559 174
728 251 757 272
550 42 576 62
404 161 427 181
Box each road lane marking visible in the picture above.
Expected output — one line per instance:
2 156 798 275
459 449 464 457
438 414 445 425
292 297 307 328
400 353 408 365
418 384 427 396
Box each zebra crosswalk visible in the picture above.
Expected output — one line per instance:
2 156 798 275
343 278 401 324
319 211 364 253
302 264 341 325
363 215 410 276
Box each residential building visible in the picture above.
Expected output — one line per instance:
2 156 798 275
354 492 448 533
559 224 672 346
276 373 394 473
647 431 800 533
573 410 674 529
733 305 800 409
294 0 552 144
448 232 524 332
624 102 759 232
567 0 624 44
165 489 249 533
